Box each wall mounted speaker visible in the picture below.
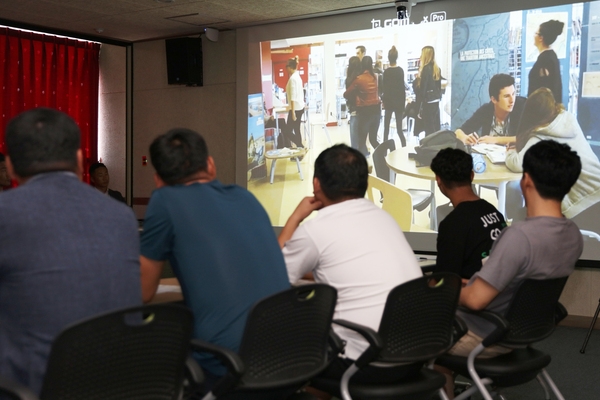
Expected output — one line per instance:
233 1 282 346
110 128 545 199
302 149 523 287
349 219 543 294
165 37 203 86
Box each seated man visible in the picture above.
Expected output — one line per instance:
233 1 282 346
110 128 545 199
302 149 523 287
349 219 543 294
440 140 583 396
431 148 506 279
89 162 126 203
140 128 290 386
0 108 141 395
279 144 422 386
0 152 11 191
455 73 526 145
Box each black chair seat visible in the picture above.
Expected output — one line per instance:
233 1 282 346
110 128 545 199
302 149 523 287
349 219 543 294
438 347 551 387
312 368 445 400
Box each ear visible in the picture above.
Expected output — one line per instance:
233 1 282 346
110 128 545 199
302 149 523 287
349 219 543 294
76 149 84 181
205 156 217 180
5 156 19 182
490 95 498 104
470 170 475 183
154 173 166 189
313 177 321 193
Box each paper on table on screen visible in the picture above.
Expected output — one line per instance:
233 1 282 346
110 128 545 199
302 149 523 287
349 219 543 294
472 144 506 164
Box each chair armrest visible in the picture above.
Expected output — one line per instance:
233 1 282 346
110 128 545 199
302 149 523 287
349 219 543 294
453 316 468 343
457 307 509 347
332 319 383 368
328 329 346 356
555 302 568 324
190 339 244 396
184 355 205 388
0 376 39 400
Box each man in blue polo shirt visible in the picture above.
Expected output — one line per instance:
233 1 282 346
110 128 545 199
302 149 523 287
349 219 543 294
140 128 289 384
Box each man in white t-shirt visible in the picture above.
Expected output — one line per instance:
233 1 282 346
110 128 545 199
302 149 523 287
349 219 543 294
279 144 422 388
282 57 305 149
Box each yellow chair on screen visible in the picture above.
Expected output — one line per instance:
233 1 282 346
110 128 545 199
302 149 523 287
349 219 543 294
366 174 412 232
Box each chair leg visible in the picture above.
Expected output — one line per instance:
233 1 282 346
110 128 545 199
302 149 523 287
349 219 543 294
323 125 332 145
580 297 600 353
437 388 450 400
269 159 277 184
540 369 565 400
340 364 360 400
536 374 551 400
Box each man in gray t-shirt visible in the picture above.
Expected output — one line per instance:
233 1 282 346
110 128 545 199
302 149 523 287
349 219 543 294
438 140 583 395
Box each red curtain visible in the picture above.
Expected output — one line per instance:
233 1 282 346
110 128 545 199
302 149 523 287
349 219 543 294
0 27 100 183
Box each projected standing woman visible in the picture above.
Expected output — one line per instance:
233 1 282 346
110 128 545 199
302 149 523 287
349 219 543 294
382 46 407 146
529 19 564 102
414 46 442 136
345 56 362 150
506 88 600 228
344 55 381 155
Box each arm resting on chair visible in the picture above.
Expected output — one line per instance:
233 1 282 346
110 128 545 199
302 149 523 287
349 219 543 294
457 307 509 347
332 319 383 368
0 377 39 400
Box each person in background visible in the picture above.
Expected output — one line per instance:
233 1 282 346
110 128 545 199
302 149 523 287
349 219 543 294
345 56 362 150
281 56 305 149
529 19 564 102
0 108 140 395
438 140 583 398
279 144 422 397
344 55 381 156
413 46 442 136
89 162 126 203
506 87 600 227
0 152 11 190
356 45 366 61
455 74 526 145
431 148 506 279
140 128 289 392
381 46 407 146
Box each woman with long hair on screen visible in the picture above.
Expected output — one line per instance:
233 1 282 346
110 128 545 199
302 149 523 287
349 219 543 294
381 46 407 146
529 19 564 103
345 56 362 150
414 46 442 136
506 87 600 227
344 55 381 156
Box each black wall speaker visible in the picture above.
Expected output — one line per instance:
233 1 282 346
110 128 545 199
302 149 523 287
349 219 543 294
165 37 203 86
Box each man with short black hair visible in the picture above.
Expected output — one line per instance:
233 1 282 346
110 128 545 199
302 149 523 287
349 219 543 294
140 128 289 384
439 140 583 397
431 148 505 279
89 162 126 203
279 144 422 384
356 45 366 60
0 108 140 395
282 56 305 149
456 73 526 145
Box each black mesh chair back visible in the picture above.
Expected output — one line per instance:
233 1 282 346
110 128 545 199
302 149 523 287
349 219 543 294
500 276 569 346
237 284 337 390
40 304 193 400
377 273 461 362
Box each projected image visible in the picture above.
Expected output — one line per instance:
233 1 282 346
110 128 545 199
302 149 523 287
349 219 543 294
246 1 600 257
247 93 266 180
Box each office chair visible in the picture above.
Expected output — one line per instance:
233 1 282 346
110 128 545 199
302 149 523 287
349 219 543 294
193 284 337 400
0 304 194 400
311 273 463 400
372 139 433 221
436 276 570 400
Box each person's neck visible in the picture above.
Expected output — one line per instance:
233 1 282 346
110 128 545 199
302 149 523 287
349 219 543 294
447 187 479 208
526 196 563 218
537 43 550 53
182 171 214 185
95 186 108 194
494 107 510 123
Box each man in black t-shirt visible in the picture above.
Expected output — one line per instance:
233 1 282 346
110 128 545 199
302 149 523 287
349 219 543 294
431 148 506 279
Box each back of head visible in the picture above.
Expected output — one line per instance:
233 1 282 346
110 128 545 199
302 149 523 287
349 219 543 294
430 148 473 188
287 57 298 70
361 55 374 75
346 56 362 87
516 87 564 151
488 73 514 100
388 46 398 64
149 128 209 185
6 108 80 178
314 144 368 202
419 46 440 80
539 20 565 46
522 140 581 201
